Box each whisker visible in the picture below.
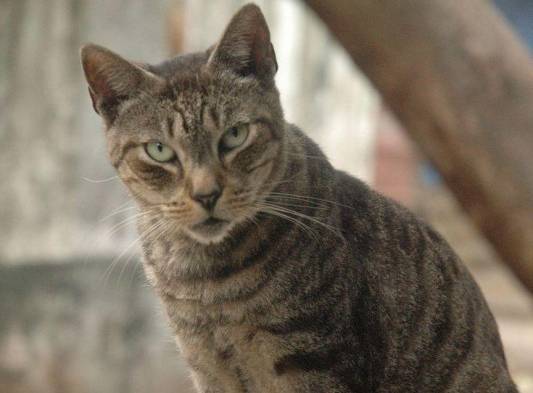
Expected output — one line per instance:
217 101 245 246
82 175 119 183
117 220 171 286
99 218 165 287
102 210 156 240
258 201 342 239
257 207 320 241
263 197 329 211
161 207 189 214
267 192 355 210
82 208 157 270
107 219 165 285
99 204 138 222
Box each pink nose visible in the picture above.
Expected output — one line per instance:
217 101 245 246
191 189 221 211
188 167 222 211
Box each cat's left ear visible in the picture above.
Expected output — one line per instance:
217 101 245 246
207 4 278 81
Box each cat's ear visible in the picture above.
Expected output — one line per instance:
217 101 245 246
207 4 278 81
80 44 163 121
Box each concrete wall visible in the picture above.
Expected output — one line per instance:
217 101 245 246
0 260 195 393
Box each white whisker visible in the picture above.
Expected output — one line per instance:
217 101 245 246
258 208 320 241
99 216 164 287
268 192 355 210
82 175 120 183
99 204 138 222
257 201 342 240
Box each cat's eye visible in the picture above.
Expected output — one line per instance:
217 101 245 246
145 142 176 163
220 124 249 152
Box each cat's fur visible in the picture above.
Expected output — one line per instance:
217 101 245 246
80 4 517 392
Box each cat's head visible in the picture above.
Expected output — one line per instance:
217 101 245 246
80 4 286 245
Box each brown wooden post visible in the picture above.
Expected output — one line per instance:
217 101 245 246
305 0 533 293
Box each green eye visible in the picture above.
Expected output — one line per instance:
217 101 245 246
145 142 176 163
220 124 249 152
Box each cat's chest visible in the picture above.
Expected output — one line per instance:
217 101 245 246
144 249 283 326
179 324 293 392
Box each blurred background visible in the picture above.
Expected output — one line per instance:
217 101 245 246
0 0 532 392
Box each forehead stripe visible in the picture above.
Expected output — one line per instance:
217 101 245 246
198 100 206 129
167 116 175 138
174 105 190 134
210 106 220 128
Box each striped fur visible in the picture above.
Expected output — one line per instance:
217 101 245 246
81 4 517 392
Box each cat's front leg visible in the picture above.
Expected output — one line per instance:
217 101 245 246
184 357 224 393
177 333 246 393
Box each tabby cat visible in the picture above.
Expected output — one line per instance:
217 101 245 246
80 3 518 392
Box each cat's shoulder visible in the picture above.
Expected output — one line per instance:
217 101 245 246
333 169 451 249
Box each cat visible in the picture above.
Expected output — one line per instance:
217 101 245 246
80 3 518 392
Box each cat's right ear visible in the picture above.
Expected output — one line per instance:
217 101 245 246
80 44 163 122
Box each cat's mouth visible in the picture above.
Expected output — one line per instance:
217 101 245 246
195 217 228 229
188 216 231 242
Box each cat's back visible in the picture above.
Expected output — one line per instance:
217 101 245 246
330 170 517 392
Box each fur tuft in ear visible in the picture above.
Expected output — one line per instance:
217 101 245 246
80 44 163 121
207 4 277 81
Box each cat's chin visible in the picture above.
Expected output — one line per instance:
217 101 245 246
184 218 234 245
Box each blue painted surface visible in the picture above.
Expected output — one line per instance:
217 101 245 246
493 0 533 49
420 0 532 186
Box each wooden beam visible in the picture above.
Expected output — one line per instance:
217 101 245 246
305 0 533 293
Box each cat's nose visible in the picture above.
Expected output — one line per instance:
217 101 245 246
191 189 221 211
189 167 222 211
